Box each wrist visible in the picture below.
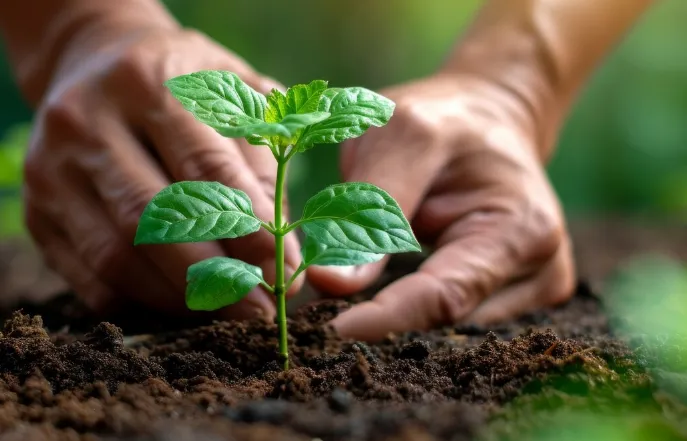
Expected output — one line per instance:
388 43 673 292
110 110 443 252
439 24 564 162
3 0 179 106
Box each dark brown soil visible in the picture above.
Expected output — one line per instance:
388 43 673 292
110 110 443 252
1 234 687 440
0 279 656 441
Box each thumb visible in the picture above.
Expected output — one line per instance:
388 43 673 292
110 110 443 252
307 121 448 295
330 211 557 341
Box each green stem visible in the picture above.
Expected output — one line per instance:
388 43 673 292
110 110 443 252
284 145 298 162
281 219 303 235
284 264 306 292
274 152 289 370
260 221 276 235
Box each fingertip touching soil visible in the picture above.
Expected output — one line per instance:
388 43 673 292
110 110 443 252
0 271 685 440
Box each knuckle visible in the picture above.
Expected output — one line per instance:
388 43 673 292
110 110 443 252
390 102 442 148
107 45 163 106
521 207 564 264
420 269 485 326
41 89 88 139
113 45 149 83
435 279 474 325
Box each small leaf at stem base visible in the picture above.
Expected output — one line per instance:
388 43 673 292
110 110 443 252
186 257 264 311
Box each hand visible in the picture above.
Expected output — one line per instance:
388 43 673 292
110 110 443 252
23 23 302 318
307 74 575 340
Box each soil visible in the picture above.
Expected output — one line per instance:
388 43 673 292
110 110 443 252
1 220 687 441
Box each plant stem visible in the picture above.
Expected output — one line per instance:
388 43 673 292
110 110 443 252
259 281 274 294
260 222 276 235
284 264 305 292
274 153 289 370
281 219 303 235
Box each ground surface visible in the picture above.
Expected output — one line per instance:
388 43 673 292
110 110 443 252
0 219 686 441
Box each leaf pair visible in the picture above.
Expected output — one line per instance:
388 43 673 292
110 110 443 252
164 71 395 151
135 181 420 310
135 70 416 314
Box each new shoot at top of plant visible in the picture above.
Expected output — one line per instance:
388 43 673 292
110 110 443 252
133 70 421 369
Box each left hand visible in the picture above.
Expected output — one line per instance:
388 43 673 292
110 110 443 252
21 24 302 318
306 73 576 340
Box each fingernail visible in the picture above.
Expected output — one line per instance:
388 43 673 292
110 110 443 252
328 265 357 278
329 264 379 279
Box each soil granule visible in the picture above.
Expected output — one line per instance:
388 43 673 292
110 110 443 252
0 278 677 441
1 244 686 441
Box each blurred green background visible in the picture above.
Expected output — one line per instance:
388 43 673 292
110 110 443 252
1 0 687 238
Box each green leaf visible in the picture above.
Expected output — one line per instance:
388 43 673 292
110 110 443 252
298 182 420 260
265 89 288 123
286 80 329 115
296 87 395 151
186 257 263 310
245 135 272 146
134 181 261 245
165 70 267 133
301 240 383 267
218 111 330 139
265 80 329 123
264 81 330 148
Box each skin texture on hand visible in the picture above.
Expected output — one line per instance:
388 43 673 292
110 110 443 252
0 0 654 337
307 74 575 341
445 0 656 159
20 26 303 319
0 0 179 105
307 0 654 341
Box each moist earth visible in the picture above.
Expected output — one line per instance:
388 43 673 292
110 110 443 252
0 253 686 440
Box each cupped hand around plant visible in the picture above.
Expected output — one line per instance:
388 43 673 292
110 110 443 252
308 73 577 340
22 25 302 318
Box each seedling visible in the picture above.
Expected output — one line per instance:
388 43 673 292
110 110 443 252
134 71 420 369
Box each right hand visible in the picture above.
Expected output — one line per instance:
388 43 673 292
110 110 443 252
308 74 575 340
23 23 302 319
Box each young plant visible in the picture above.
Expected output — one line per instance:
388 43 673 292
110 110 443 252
134 71 420 369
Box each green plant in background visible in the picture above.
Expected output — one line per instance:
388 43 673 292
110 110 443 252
0 124 30 238
604 255 687 387
605 254 687 341
0 124 29 187
133 70 421 369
